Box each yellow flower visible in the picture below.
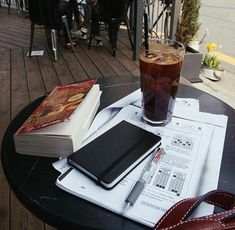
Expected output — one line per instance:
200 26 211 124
206 43 217 52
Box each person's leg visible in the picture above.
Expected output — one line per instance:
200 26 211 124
83 2 91 29
58 1 76 48
78 1 91 40
85 0 103 46
90 20 102 46
70 0 82 29
73 0 102 45
71 1 88 40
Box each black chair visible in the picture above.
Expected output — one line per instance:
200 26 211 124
88 0 134 57
28 0 75 61
5 0 11 14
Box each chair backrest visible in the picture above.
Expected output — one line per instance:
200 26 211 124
94 0 134 20
29 0 61 29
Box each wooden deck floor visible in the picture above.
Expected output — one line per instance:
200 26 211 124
0 7 140 230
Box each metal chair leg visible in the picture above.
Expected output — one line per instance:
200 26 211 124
108 19 120 57
6 0 11 14
15 0 21 16
28 22 35 57
88 20 96 50
51 29 58 61
45 28 52 49
62 15 75 53
125 17 134 51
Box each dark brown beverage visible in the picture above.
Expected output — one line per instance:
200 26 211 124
139 42 184 125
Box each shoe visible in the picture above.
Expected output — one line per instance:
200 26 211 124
71 28 88 40
65 41 77 49
89 36 103 47
79 28 88 40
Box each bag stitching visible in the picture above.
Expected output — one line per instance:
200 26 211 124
217 209 235 221
158 208 235 229
207 192 235 209
181 197 202 221
204 209 233 219
155 191 235 230
154 197 198 229
160 217 225 230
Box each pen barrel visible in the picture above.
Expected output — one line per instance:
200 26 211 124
125 180 145 205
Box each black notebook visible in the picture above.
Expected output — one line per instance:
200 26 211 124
67 121 161 189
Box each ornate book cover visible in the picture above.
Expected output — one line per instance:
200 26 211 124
16 79 96 134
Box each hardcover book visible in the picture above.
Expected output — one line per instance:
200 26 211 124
67 121 161 189
14 80 101 158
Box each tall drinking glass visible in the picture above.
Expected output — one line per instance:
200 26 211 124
139 38 185 126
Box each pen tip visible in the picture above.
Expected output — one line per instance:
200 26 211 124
122 202 131 215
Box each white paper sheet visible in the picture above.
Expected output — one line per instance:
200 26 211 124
27 50 44 56
53 91 228 227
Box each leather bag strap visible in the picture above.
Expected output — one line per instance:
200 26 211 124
154 190 235 230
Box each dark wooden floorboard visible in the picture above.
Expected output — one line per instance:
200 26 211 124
74 44 103 79
0 6 139 230
0 48 11 230
11 48 30 114
11 192 45 230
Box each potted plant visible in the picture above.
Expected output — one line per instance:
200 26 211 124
201 43 224 81
176 0 201 47
176 0 203 83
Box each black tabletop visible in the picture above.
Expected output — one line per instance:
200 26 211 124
1 76 235 230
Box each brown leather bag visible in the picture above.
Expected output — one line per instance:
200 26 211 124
154 190 235 230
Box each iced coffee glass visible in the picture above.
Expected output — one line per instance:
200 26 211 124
139 38 185 125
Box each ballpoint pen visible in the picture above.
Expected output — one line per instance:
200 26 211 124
122 148 165 214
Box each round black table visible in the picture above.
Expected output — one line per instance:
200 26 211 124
2 76 235 230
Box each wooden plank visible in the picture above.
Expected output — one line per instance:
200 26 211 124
3 16 31 28
0 18 44 36
91 39 132 76
1 19 31 32
0 47 8 52
0 25 46 46
10 48 45 230
0 49 11 230
116 37 136 60
0 24 30 37
11 193 45 230
74 43 102 79
59 45 89 82
0 34 29 49
117 28 133 48
0 19 30 31
9 48 56 230
37 49 60 92
0 32 30 47
102 37 140 76
80 42 117 77
102 32 134 61
48 48 76 85
45 224 58 230
0 25 43 41
10 48 29 117
0 14 46 47
23 48 46 101
0 40 19 49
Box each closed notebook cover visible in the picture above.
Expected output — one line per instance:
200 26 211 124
68 121 161 189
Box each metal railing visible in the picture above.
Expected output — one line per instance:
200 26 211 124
0 0 181 40
0 0 28 15
145 0 181 40
0 0 17 9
